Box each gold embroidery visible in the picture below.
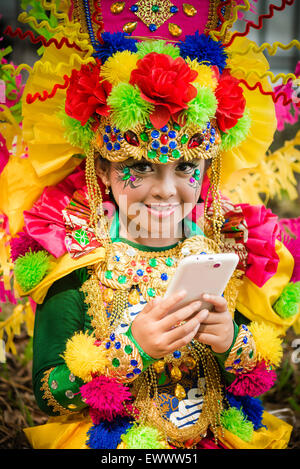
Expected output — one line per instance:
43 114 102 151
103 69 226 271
40 368 73 415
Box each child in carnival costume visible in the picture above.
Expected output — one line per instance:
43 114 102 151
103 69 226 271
0 0 300 449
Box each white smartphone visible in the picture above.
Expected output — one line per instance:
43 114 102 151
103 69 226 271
164 253 239 313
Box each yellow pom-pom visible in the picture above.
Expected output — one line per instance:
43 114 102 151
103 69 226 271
101 51 138 86
61 332 108 382
248 321 283 367
186 58 218 90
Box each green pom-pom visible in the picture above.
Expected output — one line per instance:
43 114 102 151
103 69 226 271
220 109 251 151
273 282 300 318
59 109 94 152
221 407 254 442
184 85 217 128
121 424 165 449
107 83 153 131
14 250 52 292
136 40 180 59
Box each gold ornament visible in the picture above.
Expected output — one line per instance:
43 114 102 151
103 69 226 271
174 383 186 400
128 288 140 305
153 360 165 374
185 356 196 370
103 287 114 303
123 22 137 33
183 3 197 17
110 2 125 14
168 23 182 37
170 366 182 381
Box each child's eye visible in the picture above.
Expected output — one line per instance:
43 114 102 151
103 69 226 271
130 163 153 173
176 162 198 173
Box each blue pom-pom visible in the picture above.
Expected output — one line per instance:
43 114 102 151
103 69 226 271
179 32 228 73
226 393 266 431
86 418 132 449
93 32 138 63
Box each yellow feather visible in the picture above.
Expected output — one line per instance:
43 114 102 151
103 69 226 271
101 51 138 86
62 331 108 382
249 321 283 367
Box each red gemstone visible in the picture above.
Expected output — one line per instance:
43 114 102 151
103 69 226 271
160 134 168 145
188 133 204 149
127 268 133 276
133 275 139 282
124 130 140 147
146 266 152 273
143 276 149 282
110 133 117 142
131 260 136 266
140 259 146 265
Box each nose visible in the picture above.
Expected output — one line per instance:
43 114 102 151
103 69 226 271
150 170 177 200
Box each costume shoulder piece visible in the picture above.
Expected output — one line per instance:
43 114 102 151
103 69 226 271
0 1 299 339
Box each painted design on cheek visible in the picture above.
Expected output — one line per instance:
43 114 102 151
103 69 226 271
117 166 142 189
188 168 201 190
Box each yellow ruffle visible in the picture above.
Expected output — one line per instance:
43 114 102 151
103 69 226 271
23 411 292 450
221 36 277 189
237 240 298 333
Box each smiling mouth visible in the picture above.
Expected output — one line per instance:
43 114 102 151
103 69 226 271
145 203 180 218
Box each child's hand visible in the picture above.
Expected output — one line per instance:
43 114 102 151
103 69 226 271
194 293 234 354
130 291 209 359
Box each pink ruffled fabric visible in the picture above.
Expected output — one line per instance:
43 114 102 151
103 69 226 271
278 217 300 282
0 133 9 175
238 204 280 287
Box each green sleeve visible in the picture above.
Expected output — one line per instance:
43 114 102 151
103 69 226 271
124 323 158 370
212 320 239 385
32 269 89 415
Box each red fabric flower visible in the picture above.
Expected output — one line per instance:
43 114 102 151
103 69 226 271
215 70 246 132
129 52 198 129
65 61 112 126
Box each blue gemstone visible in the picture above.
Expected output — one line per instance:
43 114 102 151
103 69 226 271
200 251 207 254
110 333 115 341
205 144 210 151
210 137 215 143
169 141 177 149
126 372 134 379
103 134 109 143
161 273 168 281
115 341 121 349
168 130 176 139
105 341 111 349
114 255 120 262
130 359 138 366
151 130 159 139
133 368 141 374
170 6 178 13
113 127 120 133
136 269 144 276
106 142 113 151
211 128 216 135
225 366 233 371
173 350 181 358
130 5 138 12
160 146 169 154
242 325 248 331
149 24 157 32
160 125 168 132
152 140 160 150
117 134 123 141
234 358 241 364
105 125 111 133
114 142 121 150
207 122 211 129
243 337 248 344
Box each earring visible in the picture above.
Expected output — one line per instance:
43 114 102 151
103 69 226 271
105 184 110 195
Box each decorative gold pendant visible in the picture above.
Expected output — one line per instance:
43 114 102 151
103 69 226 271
174 383 186 400
185 356 197 370
153 360 165 374
110 2 125 14
103 287 114 303
123 22 138 33
183 3 197 17
128 288 140 305
170 366 182 381
168 23 182 37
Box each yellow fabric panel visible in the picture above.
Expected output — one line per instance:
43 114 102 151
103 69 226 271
23 411 291 449
236 240 298 332
16 247 106 304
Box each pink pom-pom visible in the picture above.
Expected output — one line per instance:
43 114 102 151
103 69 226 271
80 375 132 422
227 361 277 397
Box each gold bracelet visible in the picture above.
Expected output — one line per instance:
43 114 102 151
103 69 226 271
224 325 257 374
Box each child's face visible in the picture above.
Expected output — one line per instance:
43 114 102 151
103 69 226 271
96 157 205 242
